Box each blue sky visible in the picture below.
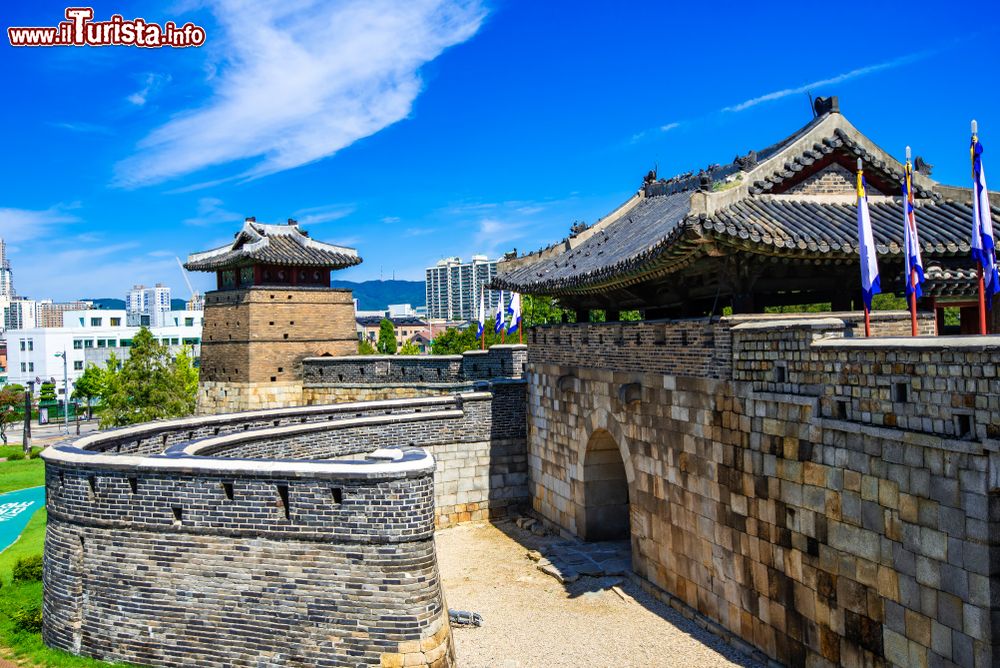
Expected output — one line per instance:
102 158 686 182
1 1 997 301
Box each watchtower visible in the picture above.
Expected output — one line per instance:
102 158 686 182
185 217 361 413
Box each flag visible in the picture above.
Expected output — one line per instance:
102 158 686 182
856 166 882 310
972 137 1000 305
476 286 485 340
494 290 505 334
506 292 522 335
902 163 924 298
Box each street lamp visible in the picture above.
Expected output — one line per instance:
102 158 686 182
54 351 69 435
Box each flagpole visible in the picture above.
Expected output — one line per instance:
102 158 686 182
501 293 505 344
905 147 919 337
481 283 486 351
973 121 989 335
858 158 872 337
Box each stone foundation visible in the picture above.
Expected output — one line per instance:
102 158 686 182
198 379 303 413
527 317 1000 667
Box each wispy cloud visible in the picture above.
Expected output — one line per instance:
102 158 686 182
115 0 487 187
182 197 243 227
49 121 114 135
292 204 356 226
127 73 171 106
473 218 528 255
0 206 79 243
629 49 935 145
630 121 681 144
382 216 402 224
721 51 932 113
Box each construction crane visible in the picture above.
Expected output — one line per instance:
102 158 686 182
175 257 202 310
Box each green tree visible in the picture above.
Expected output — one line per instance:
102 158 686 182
0 386 21 446
100 328 198 428
358 339 377 355
398 341 420 355
431 325 512 354
377 318 397 354
523 294 574 327
4 383 25 394
71 363 107 418
38 382 56 404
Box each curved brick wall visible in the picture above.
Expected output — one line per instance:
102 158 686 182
41 404 459 668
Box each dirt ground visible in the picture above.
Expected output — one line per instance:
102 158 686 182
436 521 763 668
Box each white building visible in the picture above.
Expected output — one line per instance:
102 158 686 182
425 255 506 322
4 297 37 331
4 309 203 397
0 238 13 299
126 283 172 327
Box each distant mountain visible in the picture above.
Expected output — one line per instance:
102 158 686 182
85 298 125 310
331 279 425 311
84 298 189 310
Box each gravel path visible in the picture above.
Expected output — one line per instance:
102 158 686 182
436 521 763 668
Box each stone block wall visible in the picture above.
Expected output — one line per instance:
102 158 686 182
198 287 357 414
42 442 454 668
526 316 1000 667
301 344 528 405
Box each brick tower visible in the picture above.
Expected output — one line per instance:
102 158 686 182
185 217 361 414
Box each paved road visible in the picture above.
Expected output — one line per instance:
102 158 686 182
0 486 45 554
5 418 100 448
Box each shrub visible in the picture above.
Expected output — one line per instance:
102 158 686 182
5 449 24 461
12 555 43 583
12 605 43 632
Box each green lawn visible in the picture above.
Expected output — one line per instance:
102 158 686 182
0 456 130 667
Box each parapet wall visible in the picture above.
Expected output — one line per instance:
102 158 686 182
41 386 529 668
302 344 528 404
526 315 1000 668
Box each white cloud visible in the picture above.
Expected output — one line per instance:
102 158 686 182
0 206 79 243
127 73 171 106
115 0 487 187
721 51 931 113
182 197 244 227
473 218 528 256
292 204 355 226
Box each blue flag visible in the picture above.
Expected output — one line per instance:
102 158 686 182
494 290 505 334
972 137 1000 306
902 164 924 298
856 167 881 310
506 292 521 335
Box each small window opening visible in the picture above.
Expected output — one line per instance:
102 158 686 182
277 484 290 520
87 475 97 498
836 400 849 420
893 382 908 403
956 414 974 439
774 364 787 383
332 487 343 504
222 482 234 501
172 507 183 526
128 477 138 494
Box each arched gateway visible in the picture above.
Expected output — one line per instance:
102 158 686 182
577 429 631 541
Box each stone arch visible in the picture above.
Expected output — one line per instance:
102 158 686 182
574 413 634 541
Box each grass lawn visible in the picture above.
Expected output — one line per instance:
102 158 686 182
0 455 130 667
0 447 45 495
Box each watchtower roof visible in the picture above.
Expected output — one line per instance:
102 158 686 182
184 218 362 272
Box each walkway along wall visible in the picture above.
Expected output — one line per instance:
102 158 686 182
41 387 527 667
526 315 1000 668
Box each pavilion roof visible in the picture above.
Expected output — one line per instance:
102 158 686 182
184 218 361 272
494 101 998 300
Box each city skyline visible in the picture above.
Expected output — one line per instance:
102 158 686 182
2 2 998 301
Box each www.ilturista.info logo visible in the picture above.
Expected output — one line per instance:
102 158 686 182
8 7 206 48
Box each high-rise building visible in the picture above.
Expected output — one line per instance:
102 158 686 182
126 283 172 327
4 297 37 331
36 300 94 327
425 255 506 322
0 238 13 299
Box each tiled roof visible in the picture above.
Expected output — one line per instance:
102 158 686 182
494 109 994 297
185 219 361 272
923 264 981 297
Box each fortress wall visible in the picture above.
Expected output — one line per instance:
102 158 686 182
301 345 528 405
42 446 452 668
526 317 999 668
